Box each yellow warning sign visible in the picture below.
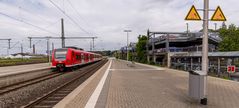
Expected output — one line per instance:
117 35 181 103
185 5 201 21
211 6 226 21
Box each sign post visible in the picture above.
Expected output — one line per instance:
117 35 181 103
185 0 226 105
227 65 236 79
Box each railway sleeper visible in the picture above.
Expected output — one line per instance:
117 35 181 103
33 105 52 108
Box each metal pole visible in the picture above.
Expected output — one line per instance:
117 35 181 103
201 0 209 104
21 43 23 59
7 39 10 55
124 30 131 61
29 38 32 48
61 18 65 48
47 39 50 63
33 44 35 54
90 41 92 51
127 32 129 61
21 43 23 54
52 42 54 51
8 39 11 49
92 38 95 51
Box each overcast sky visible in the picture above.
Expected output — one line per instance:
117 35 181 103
0 0 237 55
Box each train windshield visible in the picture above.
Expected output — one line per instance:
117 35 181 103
55 49 67 60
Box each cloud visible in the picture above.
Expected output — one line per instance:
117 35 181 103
0 0 237 55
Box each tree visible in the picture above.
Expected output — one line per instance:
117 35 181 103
219 24 239 51
136 35 147 63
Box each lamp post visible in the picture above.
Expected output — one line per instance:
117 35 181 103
124 30 132 61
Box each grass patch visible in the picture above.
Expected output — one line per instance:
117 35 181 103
0 57 48 67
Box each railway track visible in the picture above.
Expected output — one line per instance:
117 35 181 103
21 59 107 108
0 72 64 95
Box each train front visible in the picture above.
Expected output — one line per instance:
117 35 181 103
52 48 68 71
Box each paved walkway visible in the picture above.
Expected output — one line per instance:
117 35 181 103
0 63 50 77
55 59 239 108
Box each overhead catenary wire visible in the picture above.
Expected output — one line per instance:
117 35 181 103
66 0 95 31
0 12 59 35
66 0 99 36
49 0 92 35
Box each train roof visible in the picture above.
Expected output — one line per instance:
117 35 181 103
54 48 101 55
65 46 84 50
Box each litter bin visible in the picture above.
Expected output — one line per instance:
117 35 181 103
188 70 207 105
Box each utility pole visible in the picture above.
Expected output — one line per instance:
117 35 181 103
33 44 36 54
0 39 11 55
8 39 11 49
92 38 95 51
52 42 54 51
47 38 50 63
29 37 32 48
201 0 209 104
61 18 65 48
21 43 23 54
90 41 92 51
124 30 132 61
0 39 12 49
152 34 156 63
7 39 11 55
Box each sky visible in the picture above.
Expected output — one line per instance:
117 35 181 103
0 0 238 55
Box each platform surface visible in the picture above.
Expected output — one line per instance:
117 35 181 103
0 63 50 77
55 59 239 108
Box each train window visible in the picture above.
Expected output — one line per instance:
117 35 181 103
55 49 67 60
76 54 81 60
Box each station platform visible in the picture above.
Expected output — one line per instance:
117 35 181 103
0 63 50 77
54 58 239 108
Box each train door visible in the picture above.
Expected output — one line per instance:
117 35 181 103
81 53 84 64
85 53 89 62
72 51 75 64
76 53 81 64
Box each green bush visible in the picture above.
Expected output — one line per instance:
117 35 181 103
0 57 48 67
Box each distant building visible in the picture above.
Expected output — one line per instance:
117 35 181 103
3 53 46 59
147 32 221 66
118 42 137 60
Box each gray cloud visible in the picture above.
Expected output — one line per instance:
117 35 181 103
0 0 237 55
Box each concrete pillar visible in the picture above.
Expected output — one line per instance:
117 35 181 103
217 57 220 76
167 53 171 68
198 57 201 70
191 57 193 70
166 34 169 53
153 56 156 63
152 34 156 63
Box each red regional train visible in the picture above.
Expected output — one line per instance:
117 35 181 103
51 47 102 71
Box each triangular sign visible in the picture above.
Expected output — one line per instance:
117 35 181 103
211 6 226 21
185 5 201 21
